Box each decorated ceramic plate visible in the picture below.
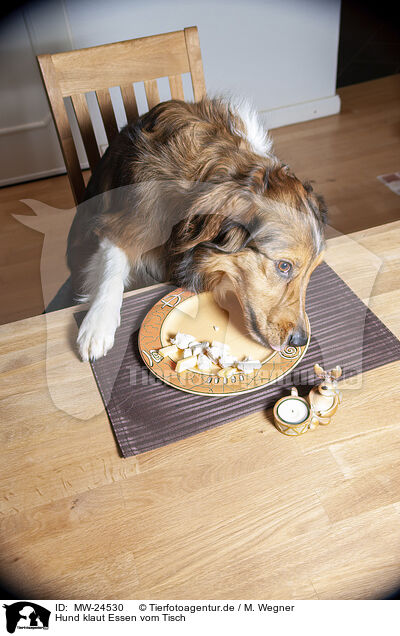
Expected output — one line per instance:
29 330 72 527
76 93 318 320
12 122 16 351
138 288 310 397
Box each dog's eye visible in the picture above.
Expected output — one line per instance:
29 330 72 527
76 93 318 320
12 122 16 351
276 260 292 275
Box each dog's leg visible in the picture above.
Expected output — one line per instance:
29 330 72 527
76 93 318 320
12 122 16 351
77 238 131 361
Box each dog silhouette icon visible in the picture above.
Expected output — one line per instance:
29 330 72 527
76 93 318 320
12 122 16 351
3 602 50 633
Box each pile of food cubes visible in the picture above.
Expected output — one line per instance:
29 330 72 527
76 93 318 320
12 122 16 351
157 332 262 377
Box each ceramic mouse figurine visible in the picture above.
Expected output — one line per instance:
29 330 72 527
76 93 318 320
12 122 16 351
308 363 342 425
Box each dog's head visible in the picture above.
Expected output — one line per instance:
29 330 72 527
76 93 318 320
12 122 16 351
172 163 327 351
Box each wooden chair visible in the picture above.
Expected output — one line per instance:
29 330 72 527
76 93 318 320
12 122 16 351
37 27 206 205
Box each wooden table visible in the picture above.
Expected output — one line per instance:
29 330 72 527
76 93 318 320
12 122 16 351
1 221 400 600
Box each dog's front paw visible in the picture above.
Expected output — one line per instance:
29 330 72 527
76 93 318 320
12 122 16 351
77 308 120 361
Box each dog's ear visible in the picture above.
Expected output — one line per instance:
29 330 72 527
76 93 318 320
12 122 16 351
303 181 328 225
260 164 294 194
173 213 260 254
237 166 269 194
202 218 257 253
172 213 225 252
248 166 269 194
314 192 328 225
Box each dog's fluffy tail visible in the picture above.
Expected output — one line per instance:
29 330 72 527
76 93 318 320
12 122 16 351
217 94 275 158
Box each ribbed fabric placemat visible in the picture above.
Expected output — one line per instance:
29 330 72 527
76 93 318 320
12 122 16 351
75 263 400 457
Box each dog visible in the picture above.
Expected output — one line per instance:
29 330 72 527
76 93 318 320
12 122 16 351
67 96 327 361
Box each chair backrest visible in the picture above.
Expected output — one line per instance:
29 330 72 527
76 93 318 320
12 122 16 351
37 26 206 204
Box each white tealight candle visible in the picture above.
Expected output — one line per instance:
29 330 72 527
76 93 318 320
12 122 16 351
277 398 309 425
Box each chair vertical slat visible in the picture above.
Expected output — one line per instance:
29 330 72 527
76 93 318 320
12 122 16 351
70 93 101 172
38 28 207 206
184 26 206 101
144 79 160 110
168 74 185 100
95 88 119 143
37 54 85 205
120 83 139 124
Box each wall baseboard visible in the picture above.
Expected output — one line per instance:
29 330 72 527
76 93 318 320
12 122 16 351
260 94 341 130
0 162 88 188
0 166 66 188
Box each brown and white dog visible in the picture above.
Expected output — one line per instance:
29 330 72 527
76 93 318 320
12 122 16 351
68 97 327 361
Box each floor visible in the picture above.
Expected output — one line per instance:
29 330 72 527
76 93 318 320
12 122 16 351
0 75 399 326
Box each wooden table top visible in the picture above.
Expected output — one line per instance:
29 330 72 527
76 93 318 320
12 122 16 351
1 220 400 600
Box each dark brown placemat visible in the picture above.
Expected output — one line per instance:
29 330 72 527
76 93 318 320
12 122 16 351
75 263 400 457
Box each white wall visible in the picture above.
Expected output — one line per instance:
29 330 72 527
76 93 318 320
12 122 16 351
66 0 341 115
0 0 341 186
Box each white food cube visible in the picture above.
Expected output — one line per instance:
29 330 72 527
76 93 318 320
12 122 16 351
206 344 229 362
170 332 197 349
236 359 262 373
183 348 193 358
191 342 207 356
197 353 213 371
205 347 219 363
218 353 237 368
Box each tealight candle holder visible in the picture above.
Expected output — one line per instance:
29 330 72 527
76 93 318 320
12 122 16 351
273 363 343 436
273 387 318 436
308 363 342 425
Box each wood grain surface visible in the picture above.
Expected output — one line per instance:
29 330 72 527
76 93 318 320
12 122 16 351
0 220 399 599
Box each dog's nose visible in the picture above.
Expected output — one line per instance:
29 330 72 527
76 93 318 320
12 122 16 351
288 326 308 347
